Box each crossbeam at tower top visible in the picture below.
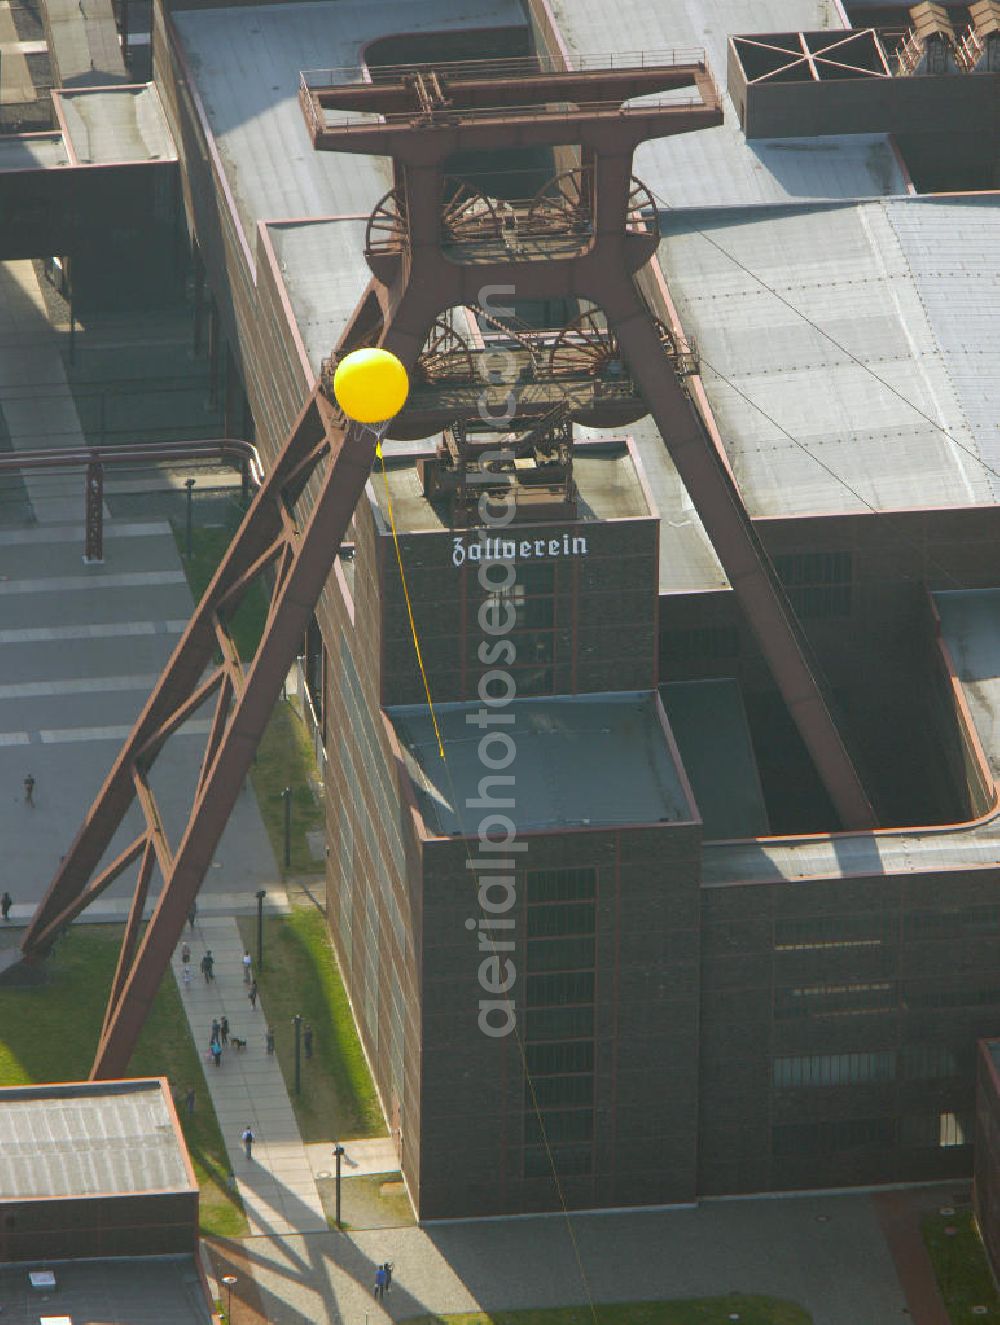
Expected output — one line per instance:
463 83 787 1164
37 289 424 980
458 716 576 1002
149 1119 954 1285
299 49 720 154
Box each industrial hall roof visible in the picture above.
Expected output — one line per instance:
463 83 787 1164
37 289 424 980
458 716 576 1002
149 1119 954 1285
658 195 1000 521
168 0 999 594
0 1079 193 1199
0 1256 212 1325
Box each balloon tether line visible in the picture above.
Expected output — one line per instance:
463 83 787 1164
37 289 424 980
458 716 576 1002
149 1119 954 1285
364 420 445 760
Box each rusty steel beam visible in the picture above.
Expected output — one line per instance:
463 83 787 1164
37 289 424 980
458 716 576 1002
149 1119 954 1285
22 267 419 1075
304 52 873 827
24 50 872 1081
314 63 711 115
306 101 721 156
597 290 875 828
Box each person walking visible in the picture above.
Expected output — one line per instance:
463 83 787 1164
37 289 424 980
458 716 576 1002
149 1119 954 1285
242 950 253 984
265 1026 275 1055
180 940 191 965
184 1087 196 1118
188 902 197 931
23 773 34 807
181 965 192 991
220 1015 229 1045
248 979 258 1010
211 1040 222 1069
303 1024 314 1060
0 892 12 921
374 1265 386 1300
241 1125 254 1161
202 950 214 982
211 1018 221 1046
384 1262 393 1292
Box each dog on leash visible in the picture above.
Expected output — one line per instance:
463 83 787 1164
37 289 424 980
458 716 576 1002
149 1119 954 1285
231 1036 248 1051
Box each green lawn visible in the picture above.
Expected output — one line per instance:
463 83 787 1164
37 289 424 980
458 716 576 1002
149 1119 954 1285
171 518 268 662
238 905 384 1142
172 516 324 878
922 1209 1000 1322
402 1298 811 1325
0 927 246 1238
250 698 326 877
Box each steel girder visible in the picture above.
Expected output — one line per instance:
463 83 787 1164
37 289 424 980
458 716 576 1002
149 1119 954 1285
19 375 386 1077
21 49 874 1082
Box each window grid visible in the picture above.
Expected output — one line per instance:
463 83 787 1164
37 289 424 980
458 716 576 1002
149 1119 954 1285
774 980 897 1019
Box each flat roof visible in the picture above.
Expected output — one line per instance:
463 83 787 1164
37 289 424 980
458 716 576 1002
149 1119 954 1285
55 87 176 164
0 1080 192 1199
0 135 69 172
0 1256 211 1325
701 589 1000 884
172 0 523 240
371 443 650 535
662 679 769 838
389 691 694 834
549 0 907 206
659 198 995 519
933 589 1000 783
593 418 727 593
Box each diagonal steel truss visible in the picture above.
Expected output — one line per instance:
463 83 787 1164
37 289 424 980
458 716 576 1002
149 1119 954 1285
19 362 392 1077
20 49 874 1081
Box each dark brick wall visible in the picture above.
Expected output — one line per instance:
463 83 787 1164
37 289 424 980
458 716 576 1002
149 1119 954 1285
0 1192 198 1260
699 868 1000 1196
974 1041 1000 1282
416 825 701 1219
379 516 659 706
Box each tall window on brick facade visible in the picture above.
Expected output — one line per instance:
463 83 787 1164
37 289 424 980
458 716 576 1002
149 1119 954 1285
522 867 597 1180
471 563 559 697
773 550 852 618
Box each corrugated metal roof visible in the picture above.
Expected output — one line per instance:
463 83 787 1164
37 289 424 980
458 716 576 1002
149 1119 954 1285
549 0 907 206
886 196 1000 504
0 1081 191 1199
57 87 176 164
659 200 992 517
174 0 525 244
267 218 370 376
389 692 693 833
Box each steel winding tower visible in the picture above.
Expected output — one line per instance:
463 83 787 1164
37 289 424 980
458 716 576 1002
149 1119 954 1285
19 48 874 1079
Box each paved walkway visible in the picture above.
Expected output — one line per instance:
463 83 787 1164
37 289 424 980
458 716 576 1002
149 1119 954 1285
229 1189 912 1325
172 914 328 1238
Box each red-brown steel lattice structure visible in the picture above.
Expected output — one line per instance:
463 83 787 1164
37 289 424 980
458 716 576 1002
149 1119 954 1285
19 49 873 1080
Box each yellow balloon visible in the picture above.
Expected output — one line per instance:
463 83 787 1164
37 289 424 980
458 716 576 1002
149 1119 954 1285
333 348 409 424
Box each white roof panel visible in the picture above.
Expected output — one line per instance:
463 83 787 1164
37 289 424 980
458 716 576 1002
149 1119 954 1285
659 200 992 516
548 0 908 206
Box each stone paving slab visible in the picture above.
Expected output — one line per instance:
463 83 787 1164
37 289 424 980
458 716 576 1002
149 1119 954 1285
306 1137 398 1179
171 915 328 1237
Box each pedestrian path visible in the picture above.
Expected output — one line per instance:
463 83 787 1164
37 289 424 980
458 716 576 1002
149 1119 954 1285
172 914 328 1238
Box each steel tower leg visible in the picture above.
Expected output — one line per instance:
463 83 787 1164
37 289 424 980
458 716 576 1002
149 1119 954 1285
599 282 876 829
21 286 417 1074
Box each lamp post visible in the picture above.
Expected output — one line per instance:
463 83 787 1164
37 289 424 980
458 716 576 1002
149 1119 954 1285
943 1224 958 1304
282 786 292 868
255 888 266 972
293 1013 302 1095
333 1142 345 1229
221 1274 237 1322
184 477 196 558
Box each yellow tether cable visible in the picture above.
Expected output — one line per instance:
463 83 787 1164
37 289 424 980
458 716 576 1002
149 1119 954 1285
375 441 445 759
